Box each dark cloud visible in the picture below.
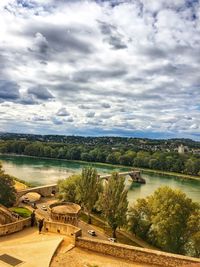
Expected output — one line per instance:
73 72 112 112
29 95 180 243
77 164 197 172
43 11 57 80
108 36 127 50
140 46 167 59
86 111 95 118
18 94 38 105
96 0 128 7
72 68 127 83
27 86 54 100
25 22 95 57
28 32 49 60
98 20 127 50
78 104 91 109
0 80 20 101
65 117 74 122
101 103 111 108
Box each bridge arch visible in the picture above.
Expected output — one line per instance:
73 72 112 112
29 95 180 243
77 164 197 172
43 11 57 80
16 184 58 203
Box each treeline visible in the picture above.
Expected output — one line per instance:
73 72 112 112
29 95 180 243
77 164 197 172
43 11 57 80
1 140 200 176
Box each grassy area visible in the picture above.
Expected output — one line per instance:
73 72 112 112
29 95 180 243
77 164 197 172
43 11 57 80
10 207 32 218
80 213 140 247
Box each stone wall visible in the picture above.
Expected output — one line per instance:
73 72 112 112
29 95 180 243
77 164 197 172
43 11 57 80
0 205 16 224
0 218 31 236
43 221 82 240
76 237 200 267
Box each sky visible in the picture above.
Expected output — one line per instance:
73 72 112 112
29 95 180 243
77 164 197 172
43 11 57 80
0 0 200 140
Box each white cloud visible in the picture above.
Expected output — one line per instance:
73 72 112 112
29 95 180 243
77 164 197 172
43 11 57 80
0 0 199 139
56 107 70 116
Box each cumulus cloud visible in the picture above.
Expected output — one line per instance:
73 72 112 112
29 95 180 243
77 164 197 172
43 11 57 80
27 86 54 100
0 0 199 139
56 107 70 116
0 80 20 101
102 103 111 108
98 20 127 49
86 111 95 118
51 117 63 125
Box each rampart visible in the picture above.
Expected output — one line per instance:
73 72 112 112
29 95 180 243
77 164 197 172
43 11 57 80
0 204 16 224
0 218 31 236
76 237 200 267
43 221 82 241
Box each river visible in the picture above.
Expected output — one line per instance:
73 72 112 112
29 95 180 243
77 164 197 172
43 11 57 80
0 155 199 204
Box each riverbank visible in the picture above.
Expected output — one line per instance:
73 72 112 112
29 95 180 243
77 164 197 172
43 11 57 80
139 168 200 181
1 153 200 182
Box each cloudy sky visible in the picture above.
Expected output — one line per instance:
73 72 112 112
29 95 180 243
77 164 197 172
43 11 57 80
0 0 200 140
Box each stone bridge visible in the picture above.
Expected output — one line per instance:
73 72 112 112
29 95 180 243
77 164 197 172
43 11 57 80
16 184 58 202
100 170 146 184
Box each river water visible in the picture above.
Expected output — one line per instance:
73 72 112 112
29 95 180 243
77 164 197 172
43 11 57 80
0 155 199 204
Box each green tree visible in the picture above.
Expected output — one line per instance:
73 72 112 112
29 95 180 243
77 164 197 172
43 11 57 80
57 174 80 203
184 159 200 175
129 198 151 239
0 164 16 207
106 152 121 164
133 151 150 168
119 151 136 166
129 186 200 256
98 172 128 238
77 167 101 224
185 211 200 257
81 152 92 162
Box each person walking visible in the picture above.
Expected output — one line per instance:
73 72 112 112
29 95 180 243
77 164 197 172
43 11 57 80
31 210 36 227
38 218 44 234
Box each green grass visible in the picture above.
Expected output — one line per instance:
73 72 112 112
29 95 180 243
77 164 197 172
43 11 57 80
10 207 32 218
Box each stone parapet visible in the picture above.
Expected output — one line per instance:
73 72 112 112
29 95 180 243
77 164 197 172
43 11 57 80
0 218 31 236
43 221 82 241
76 237 200 267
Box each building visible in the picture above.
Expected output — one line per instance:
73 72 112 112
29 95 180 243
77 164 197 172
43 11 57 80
178 144 188 154
49 202 81 226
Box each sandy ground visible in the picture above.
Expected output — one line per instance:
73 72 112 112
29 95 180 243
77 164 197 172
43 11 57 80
50 247 159 267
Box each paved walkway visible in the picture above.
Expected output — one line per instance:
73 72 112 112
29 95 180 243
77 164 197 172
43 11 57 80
0 227 64 267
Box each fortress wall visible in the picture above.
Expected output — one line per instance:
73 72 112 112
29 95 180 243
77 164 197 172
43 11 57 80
76 237 200 267
43 221 82 240
0 218 31 236
0 204 17 223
